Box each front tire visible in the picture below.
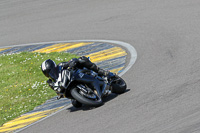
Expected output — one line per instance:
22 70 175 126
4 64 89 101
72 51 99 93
71 87 103 107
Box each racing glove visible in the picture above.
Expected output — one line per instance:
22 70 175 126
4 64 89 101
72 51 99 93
47 79 54 90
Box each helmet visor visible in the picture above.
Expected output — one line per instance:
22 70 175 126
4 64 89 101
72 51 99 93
49 66 59 81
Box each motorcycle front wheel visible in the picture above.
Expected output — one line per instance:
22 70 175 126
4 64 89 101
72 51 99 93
71 87 103 107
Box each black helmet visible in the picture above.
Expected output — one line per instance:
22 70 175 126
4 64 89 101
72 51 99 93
41 59 58 81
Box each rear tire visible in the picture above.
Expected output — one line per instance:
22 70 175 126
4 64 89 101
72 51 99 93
111 76 127 94
71 87 103 107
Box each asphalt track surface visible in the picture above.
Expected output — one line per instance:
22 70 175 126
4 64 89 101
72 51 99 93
1 0 200 133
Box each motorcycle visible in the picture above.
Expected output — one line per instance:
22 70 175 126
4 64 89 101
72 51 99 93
53 67 127 108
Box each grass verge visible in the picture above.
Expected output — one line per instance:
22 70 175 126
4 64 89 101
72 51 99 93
0 52 78 126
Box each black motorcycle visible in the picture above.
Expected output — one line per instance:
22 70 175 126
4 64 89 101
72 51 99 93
54 67 127 107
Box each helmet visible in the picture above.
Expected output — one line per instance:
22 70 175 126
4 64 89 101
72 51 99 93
41 59 58 81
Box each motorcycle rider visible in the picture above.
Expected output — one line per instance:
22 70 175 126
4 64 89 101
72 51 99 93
41 56 115 107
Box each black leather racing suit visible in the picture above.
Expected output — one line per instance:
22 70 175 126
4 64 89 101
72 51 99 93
47 56 112 97
58 56 109 76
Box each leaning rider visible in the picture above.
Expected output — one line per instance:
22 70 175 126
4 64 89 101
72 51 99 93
41 56 115 107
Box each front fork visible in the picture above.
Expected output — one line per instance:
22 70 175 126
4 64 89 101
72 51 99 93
101 83 112 97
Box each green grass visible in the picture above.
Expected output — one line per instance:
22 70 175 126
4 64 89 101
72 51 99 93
0 52 78 126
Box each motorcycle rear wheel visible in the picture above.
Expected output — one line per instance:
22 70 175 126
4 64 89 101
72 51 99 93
71 87 103 107
111 76 127 94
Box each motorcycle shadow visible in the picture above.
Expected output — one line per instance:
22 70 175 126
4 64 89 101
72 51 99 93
67 89 130 112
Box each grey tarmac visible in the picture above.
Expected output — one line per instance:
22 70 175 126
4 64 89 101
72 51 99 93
1 0 200 133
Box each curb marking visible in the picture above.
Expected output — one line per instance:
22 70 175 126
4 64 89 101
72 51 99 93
86 47 127 63
0 48 10 52
0 107 63 132
47 42 93 53
67 43 114 55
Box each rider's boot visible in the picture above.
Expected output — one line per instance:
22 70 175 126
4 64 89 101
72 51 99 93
71 99 82 108
98 69 116 79
56 92 64 100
